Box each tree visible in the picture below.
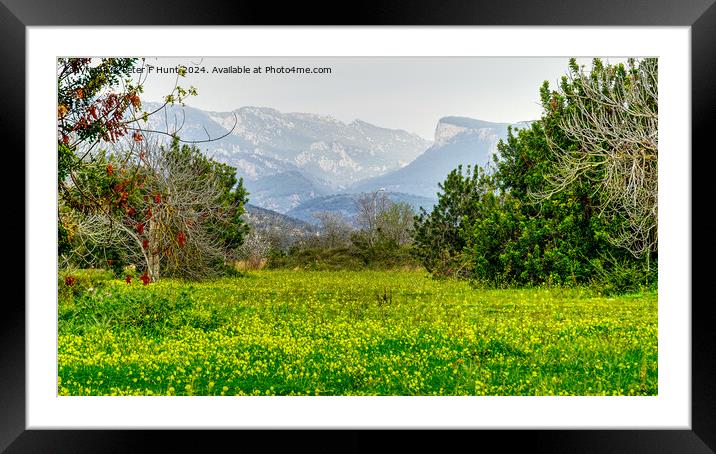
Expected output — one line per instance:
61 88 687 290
354 190 391 247
413 165 488 277
238 230 271 269
538 58 658 260
57 58 198 213
413 58 655 290
57 58 240 263
475 122 609 285
62 136 249 281
375 202 415 246
313 211 353 249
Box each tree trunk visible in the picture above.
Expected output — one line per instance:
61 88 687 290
147 217 160 281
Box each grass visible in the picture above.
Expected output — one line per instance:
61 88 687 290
57 269 657 396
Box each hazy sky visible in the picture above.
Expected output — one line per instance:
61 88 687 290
138 57 622 140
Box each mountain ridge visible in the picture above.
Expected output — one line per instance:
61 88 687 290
142 102 431 211
285 192 438 226
141 102 533 213
347 116 532 198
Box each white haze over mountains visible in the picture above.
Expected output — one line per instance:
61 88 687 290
135 57 630 224
139 57 588 140
143 102 530 221
349 116 532 199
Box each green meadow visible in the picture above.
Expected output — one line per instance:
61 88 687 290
58 269 657 396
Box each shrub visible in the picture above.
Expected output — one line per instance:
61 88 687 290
58 268 115 301
589 255 657 296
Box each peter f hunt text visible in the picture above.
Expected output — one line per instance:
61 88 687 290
129 64 332 75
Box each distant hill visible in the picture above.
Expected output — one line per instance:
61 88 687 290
243 203 317 231
285 192 437 225
242 170 334 213
242 204 318 250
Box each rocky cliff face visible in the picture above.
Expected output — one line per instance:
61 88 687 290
143 103 431 211
348 117 531 198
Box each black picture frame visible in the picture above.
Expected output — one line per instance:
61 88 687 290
4 0 713 452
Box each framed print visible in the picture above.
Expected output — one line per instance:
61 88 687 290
5 0 714 452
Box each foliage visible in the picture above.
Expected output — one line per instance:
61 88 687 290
412 165 490 278
57 58 196 215
375 202 415 246
163 137 250 255
238 230 272 269
58 270 657 396
58 58 139 189
58 268 116 301
267 247 366 271
540 58 658 258
267 240 419 271
61 137 249 281
57 58 255 280
471 120 615 287
413 58 657 292
588 253 658 296
349 232 419 269
349 200 416 267
312 211 353 249
354 190 392 247
261 193 418 271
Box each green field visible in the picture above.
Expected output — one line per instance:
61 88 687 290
58 269 657 396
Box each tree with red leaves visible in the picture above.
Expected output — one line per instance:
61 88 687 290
57 57 199 259
58 58 246 282
65 136 248 282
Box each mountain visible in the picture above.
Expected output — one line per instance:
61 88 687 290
242 204 318 250
347 117 532 199
243 203 317 231
285 192 437 226
141 103 533 216
142 103 431 212
241 170 335 213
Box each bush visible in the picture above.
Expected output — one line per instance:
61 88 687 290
266 241 420 271
268 246 365 271
351 233 419 269
58 268 115 301
589 255 657 296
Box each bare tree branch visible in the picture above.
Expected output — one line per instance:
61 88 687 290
535 58 658 258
